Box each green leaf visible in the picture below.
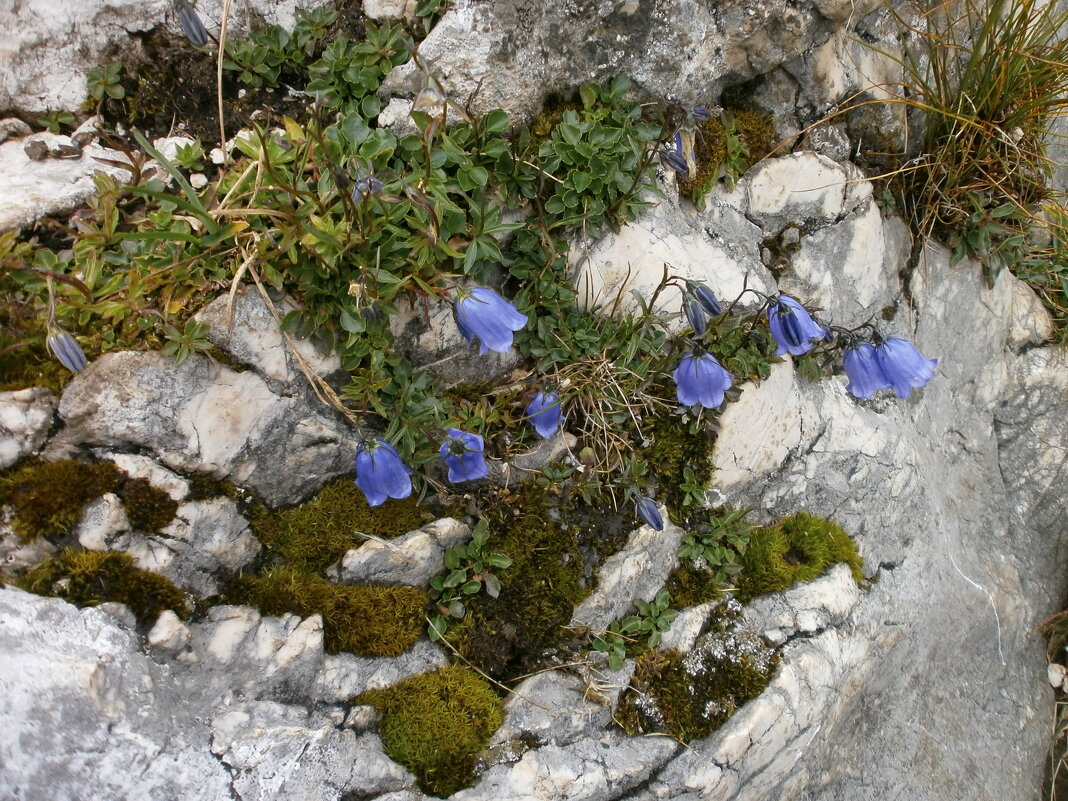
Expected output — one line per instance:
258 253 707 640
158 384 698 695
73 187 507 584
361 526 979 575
461 580 482 595
486 552 511 568
428 615 447 641
443 569 467 588
483 109 510 133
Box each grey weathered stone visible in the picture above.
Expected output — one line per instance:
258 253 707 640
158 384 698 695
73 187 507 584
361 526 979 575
331 517 470 587
210 700 413 800
74 492 131 551
0 132 134 232
0 588 234 801
383 0 867 125
53 350 361 506
147 609 193 656
571 180 775 321
195 287 342 391
313 640 449 702
115 496 260 596
0 387 55 468
569 507 683 631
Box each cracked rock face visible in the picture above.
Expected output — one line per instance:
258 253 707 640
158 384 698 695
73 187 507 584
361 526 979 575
50 349 361 506
0 388 55 469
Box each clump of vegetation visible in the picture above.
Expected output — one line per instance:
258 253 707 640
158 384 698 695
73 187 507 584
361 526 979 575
644 415 717 520
676 108 776 203
873 0 1068 298
735 512 863 603
0 459 121 541
117 477 179 532
615 600 778 742
250 477 432 574
356 664 504 797
225 567 426 656
592 589 678 669
18 548 188 624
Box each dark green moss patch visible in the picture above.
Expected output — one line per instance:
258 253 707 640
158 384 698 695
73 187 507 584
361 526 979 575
735 512 863 604
616 603 778 743
226 568 427 656
645 415 716 522
446 484 596 678
677 108 776 201
0 459 121 541
18 548 188 624
356 664 504 797
251 477 433 574
665 562 723 608
117 477 179 532
186 472 241 502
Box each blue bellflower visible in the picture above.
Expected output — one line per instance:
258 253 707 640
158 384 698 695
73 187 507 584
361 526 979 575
634 495 664 531
526 391 563 438
440 428 489 482
874 338 938 398
175 0 209 48
46 328 87 373
683 296 708 336
454 287 528 354
673 353 733 409
842 342 890 399
354 439 412 507
768 296 826 357
686 280 722 317
352 176 385 203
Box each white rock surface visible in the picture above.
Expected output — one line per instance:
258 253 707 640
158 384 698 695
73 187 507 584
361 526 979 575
0 387 56 468
331 517 470 587
0 132 134 232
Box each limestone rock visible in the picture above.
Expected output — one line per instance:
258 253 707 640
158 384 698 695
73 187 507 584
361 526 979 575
0 132 134 232
331 517 470 587
570 510 683 631
570 182 775 321
148 609 193 656
53 350 361 506
0 587 233 800
383 0 844 125
210 701 413 800
195 287 341 390
313 640 449 702
0 387 55 468
74 492 131 551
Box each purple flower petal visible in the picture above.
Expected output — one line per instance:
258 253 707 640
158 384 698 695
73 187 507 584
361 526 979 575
673 353 733 409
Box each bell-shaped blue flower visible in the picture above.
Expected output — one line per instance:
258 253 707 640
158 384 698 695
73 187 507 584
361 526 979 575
46 327 87 373
874 338 938 398
683 296 707 336
634 495 664 531
525 391 563 438
175 0 210 48
842 342 890 399
354 439 412 507
686 280 722 317
673 352 733 409
767 296 826 357
454 287 528 354
440 428 489 482
352 176 385 203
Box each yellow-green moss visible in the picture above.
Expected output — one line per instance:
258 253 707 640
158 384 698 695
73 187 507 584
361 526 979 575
735 512 863 603
18 548 188 623
356 664 504 797
251 477 433 574
0 459 121 541
117 477 179 532
225 568 427 656
678 108 776 201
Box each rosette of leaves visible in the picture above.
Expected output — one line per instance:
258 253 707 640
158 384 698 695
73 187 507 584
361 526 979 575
592 589 678 669
518 76 662 235
428 520 511 641
678 506 752 584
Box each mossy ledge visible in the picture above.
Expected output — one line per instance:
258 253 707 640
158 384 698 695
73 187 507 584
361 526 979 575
356 664 504 797
250 477 433 574
615 601 779 743
0 459 122 541
225 567 427 656
736 512 864 603
17 548 189 624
